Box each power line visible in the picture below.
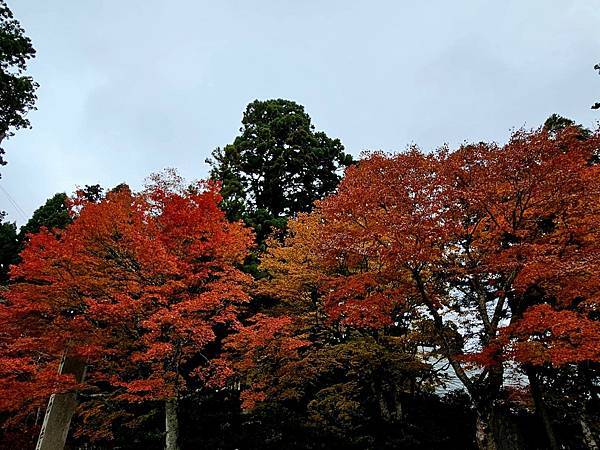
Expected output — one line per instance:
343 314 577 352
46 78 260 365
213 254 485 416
0 184 28 223
0 184 27 218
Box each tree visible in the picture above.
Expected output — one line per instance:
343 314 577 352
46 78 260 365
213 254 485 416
1 188 101 287
252 150 490 443
78 184 104 203
207 99 353 244
0 212 17 284
543 113 590 137
0 172 254 449
17 192 71 242
440 126 599 448
255 125 600 449
0 0 37 172
468 123 600 448
0 192 73 446
221 209 442 448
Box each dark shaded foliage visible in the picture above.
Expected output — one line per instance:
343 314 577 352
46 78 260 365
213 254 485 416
0 0 37 171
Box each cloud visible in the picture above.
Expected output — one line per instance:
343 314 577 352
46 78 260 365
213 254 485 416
2 0 599 224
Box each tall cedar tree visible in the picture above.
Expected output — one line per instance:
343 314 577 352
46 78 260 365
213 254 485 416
0 0 37 171
17 192 71 241
242 126 600 450
0 172 253 448
207 99 352 244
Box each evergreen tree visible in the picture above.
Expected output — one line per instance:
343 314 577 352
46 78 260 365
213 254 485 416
18 192 70 241
0 0 38 172
207 99 352 244
0 212 17 284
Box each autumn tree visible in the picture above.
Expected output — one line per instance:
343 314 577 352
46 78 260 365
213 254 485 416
462 124 600 448
0 0 37 172
0 172 254 449
207 99 353 244
0 192 73 446
1 186 104 288
251 124 600 450
222 209 442 448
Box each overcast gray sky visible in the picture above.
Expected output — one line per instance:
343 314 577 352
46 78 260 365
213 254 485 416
1 0 599 224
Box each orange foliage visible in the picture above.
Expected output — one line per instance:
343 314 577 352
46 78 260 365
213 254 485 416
255 126 600 406
0 173 254 438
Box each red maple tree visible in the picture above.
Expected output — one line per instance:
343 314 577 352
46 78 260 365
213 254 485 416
251 126 600 449
0 172 254 447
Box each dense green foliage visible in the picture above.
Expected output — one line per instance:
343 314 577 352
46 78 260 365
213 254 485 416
0 0 37 284
0 0 37 170
0 212 17 284
207 99 353 244
17 192 70 240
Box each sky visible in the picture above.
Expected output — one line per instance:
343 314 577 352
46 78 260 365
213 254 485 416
1 0 599 224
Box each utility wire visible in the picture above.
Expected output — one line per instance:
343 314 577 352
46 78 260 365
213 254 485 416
0 184 28 223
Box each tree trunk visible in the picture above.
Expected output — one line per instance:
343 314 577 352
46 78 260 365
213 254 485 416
377 387 403 423
580 415 598 450
475 405 523 450
475 408 498 450
165 398 180 450
36 352 86 450
526 366 559 450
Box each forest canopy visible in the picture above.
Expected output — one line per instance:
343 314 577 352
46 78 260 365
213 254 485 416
2 120 599 450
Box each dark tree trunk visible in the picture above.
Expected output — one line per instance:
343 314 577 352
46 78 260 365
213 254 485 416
580 414 598 450
525 366 559 450
475 404 524 450
475 407 498 450
377 383 403 424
